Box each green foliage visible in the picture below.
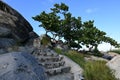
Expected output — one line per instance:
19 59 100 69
65 50 85 68
41 35 51 46
103 36 120 48
33 3 119 52
92 49 103 57
84 61 117 80
81 21 107 50
65 50 117 80
32 3 69 39
54 47 63 54
91 46 104 57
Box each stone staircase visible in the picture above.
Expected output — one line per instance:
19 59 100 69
32 48 71 76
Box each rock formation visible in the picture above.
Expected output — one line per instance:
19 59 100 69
0 1 48 80
106 55 120 79
0 1 38 49
0 52 48 80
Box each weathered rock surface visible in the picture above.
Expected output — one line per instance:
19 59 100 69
0 38 16 48
0 52 48 80
49 73 73 80
107 52 119 57
0 1 38 48
106 55 120 79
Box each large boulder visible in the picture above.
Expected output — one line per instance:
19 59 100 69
0 52 48 80
106 55 120 79
0 1 38 48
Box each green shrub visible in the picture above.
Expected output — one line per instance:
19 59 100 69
84 61 117 80
54 48 63 54
41 35 51 46
92 48 103 57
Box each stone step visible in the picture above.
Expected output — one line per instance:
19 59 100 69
37 56 64 62
45 66 71 76
32 48 71 76
36 53 59 57
40 61 65 69
33 52 59 57
33 49 59 57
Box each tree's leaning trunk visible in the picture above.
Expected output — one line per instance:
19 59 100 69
89 46 93 52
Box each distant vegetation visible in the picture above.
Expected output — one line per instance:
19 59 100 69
110 49 120 54
33 3 119 55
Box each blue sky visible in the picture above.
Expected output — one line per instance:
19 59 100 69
4 0 120 51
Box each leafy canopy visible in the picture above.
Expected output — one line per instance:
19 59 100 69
33 3 120 51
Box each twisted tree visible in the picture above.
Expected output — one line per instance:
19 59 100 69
33 3 120 52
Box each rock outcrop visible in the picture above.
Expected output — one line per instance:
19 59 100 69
0 1 49 80
106 55 120 79
0 52 48 80
0 1 38 48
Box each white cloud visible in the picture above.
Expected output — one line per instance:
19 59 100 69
85 8 97 14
